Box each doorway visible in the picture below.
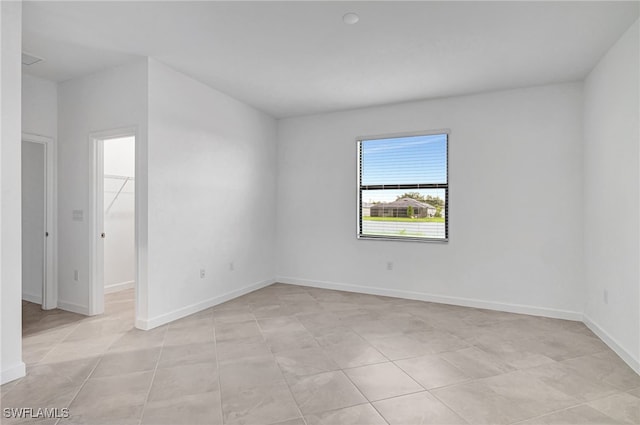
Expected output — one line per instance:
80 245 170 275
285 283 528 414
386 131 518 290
90 130 136 319
103 137 136 295
21 135 56 310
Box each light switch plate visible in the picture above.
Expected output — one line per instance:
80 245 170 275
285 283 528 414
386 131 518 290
72 210 84 221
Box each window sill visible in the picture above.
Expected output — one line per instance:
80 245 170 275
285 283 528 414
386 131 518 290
357 235 449 243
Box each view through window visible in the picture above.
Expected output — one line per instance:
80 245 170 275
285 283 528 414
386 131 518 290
357 132 448 241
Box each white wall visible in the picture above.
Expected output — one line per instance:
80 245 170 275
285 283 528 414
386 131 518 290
583 20 639 372
1 0 26 384
144 59 277 327
103 136 135 291
57 61 148 315
277 82 585 319
22 74 57 138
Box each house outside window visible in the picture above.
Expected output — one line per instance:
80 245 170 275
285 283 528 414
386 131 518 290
357 131 449 242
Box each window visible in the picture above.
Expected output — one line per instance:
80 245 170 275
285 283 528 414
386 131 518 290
357 131 448 242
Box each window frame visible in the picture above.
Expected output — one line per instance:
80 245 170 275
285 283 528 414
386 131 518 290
356 129 450 243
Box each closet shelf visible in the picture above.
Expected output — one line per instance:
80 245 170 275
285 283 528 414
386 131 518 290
105 174 134 213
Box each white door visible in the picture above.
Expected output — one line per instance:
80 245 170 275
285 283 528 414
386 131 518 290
22 141 47 306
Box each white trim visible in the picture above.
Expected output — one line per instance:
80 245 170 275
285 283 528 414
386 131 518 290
21 292 42 305
57 299 90 315
357 128 451 142
583 314 640 375
0 362 26 385
277 277 640 374
277 276 583 321
135 279 274 330
21 133 57 310
89 135 104 316
89 127 137 317
104 280 135 294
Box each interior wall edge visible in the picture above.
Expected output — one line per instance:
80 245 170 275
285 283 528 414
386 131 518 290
1 0 24 385
582 18 639 365
583 314 640 375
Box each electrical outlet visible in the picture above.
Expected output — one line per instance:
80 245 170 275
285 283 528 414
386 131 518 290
603 289 608 304
386 261 394 271
73 270 79 281
229 262 235 271
200 269 205 279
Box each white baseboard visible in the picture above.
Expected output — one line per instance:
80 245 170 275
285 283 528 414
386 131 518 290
57 300 90 315
1 362 26 385
105 280 135 294
135 278 275 330
279 277 640 375
22 292 42 305
583 314 640 375
277 276 583 321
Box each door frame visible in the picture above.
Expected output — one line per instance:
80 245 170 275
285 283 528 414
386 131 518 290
22 133 57 310
89 127 137 316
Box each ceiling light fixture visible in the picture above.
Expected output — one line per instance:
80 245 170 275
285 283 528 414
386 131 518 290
343 12 359 25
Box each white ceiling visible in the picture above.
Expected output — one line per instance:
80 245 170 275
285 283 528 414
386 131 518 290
23 1 639 118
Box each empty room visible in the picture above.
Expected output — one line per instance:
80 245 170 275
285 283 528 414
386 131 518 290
1 1 639 424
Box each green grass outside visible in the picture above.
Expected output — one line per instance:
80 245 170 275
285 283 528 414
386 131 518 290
363 216 445 223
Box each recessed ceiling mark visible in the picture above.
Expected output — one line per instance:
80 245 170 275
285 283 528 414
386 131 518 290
22 52 44 66
343 12 359 25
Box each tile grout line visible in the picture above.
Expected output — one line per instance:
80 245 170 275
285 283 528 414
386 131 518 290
300 401 383 423
278 353 311 421
301 311 393 370
21 296 135 425
427 386 473 425
13 285 639 425
26 319 85 373
278 287 394 422
510 388 640 425
344 326 394 364
211 309 225 425
335 320 426 425
255 298 310 425
285 289 501 424
137 324 169 425
218 295 296 422
51 345 106 425
508 400 601 425
230 288 636 422
389 359 457 392
339 368 391 425
369 391 422 425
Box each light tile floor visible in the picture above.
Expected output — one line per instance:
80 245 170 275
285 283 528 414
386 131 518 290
2 284 639 425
